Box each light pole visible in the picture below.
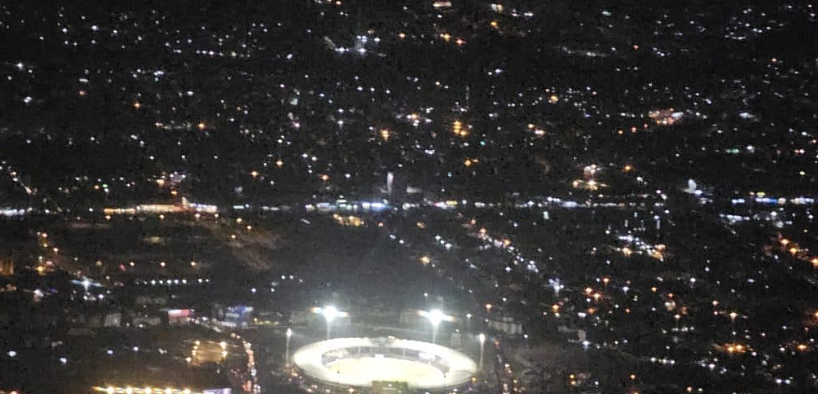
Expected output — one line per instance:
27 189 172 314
478 333 486 371
285 328 292 367
323 306 338 340
419 309 452 344
313 306 347 340
429 309 443 344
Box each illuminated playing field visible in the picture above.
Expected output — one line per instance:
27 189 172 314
292 337 476 390
327 357 443 382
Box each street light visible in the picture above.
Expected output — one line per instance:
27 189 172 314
285 328 292 367
478 333 486 371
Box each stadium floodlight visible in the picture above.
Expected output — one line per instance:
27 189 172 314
323 306 339 322
313 306 348 339
428 309 445 326
418 309 453 344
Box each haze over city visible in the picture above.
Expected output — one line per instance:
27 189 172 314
1 1 817 394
